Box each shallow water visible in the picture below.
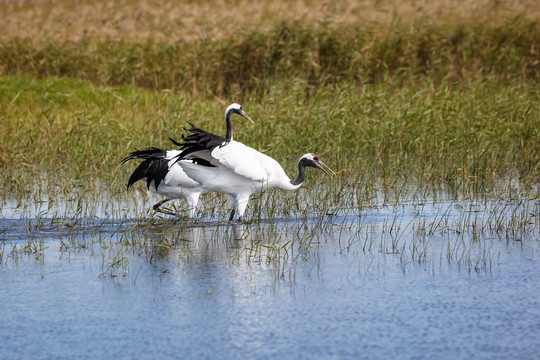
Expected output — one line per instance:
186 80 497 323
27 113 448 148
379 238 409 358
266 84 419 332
1 197 539 359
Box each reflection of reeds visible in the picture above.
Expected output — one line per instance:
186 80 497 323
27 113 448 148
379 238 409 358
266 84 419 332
1 187 537 280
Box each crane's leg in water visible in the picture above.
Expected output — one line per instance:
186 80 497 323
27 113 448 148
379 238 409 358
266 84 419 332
153 199 179 217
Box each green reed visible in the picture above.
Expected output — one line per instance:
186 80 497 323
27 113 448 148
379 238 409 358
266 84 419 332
1 74 538 202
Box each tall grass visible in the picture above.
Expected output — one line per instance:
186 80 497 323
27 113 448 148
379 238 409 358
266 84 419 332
2 0 539 43
0 75 538 200
1 17 539 95
0 0 539 202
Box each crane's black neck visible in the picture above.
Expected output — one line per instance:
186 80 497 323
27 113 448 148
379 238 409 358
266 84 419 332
225 109 233 140
291 158 311 186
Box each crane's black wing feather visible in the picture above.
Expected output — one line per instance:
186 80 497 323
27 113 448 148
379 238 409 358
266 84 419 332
175 122 229 161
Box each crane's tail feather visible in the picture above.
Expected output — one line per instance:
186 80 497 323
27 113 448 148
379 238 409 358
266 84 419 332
121 147 168 164
122 148 169 189
126 161 149 189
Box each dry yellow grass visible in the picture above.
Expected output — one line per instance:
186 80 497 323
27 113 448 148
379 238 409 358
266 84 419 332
1 0 539 44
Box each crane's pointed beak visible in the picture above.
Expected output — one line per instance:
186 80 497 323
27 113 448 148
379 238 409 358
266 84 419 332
240 109 254 124
317 161 336 178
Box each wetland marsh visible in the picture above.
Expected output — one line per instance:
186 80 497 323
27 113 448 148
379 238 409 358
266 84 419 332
1 0 540 358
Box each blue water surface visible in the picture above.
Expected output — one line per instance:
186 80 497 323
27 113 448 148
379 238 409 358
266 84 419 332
1 205 539 360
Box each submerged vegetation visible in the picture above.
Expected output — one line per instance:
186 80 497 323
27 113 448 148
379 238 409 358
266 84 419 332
1 192 538 276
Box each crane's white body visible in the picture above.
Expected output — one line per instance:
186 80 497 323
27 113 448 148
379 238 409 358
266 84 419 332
180 141 304 220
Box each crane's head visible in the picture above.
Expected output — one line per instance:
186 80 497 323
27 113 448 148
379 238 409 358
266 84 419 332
225 103 254 124
300 153 335 178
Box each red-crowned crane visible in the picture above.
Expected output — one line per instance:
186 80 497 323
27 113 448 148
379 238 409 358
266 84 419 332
174 124 335 222
122 103 254 218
